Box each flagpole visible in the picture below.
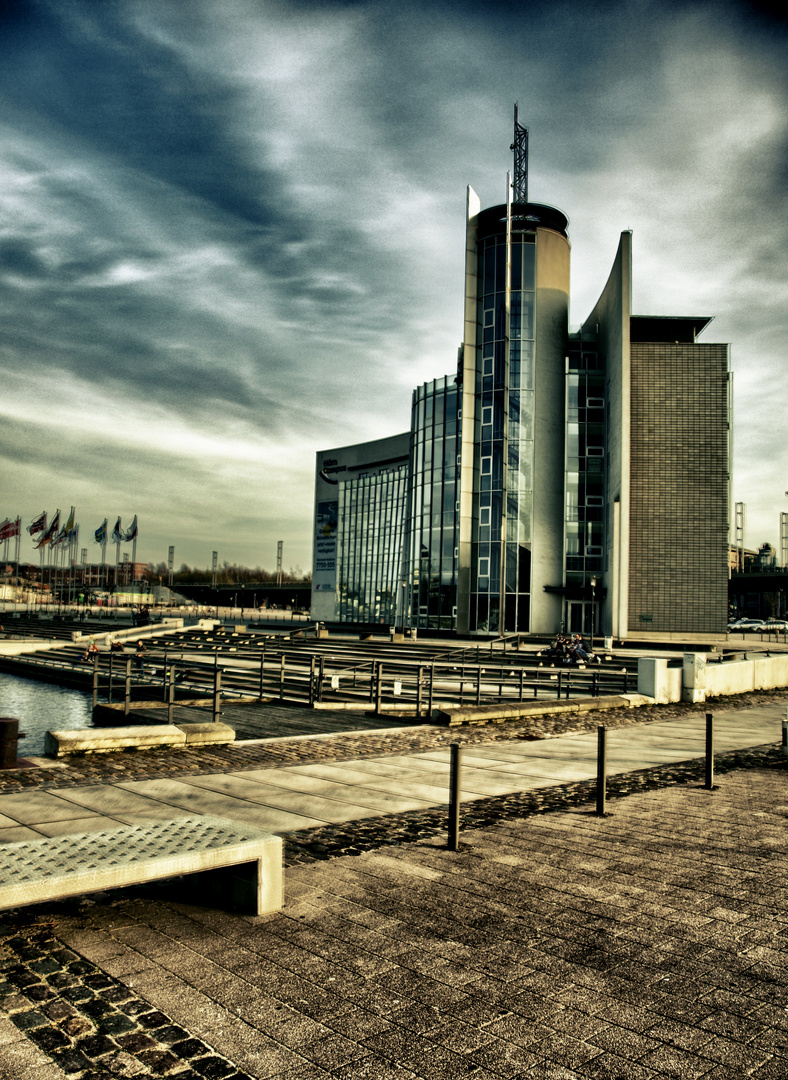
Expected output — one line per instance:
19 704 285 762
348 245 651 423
70 525 78 608
14 518 20 593
115 524 121 607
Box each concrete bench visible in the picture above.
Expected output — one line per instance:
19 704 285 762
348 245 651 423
44 722 236 757
0 815 283 916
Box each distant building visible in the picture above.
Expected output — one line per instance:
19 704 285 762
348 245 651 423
312 112 730 638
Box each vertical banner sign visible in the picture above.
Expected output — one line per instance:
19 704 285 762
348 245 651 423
313 501 338 595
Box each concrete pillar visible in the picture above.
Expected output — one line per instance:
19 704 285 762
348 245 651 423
682 652 706 703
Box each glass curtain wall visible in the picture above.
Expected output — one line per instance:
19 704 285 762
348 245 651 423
406 376 459 629
564 337 606 592
335 464 409 624
470 228 535 632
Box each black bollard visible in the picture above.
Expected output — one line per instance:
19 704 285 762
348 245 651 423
595 725 607 815
705 712 714 789
448 743 461 851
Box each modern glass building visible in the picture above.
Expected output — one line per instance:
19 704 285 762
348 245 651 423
311 114 731 639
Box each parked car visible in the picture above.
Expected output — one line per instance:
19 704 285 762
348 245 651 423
727 618 766 632
763 619 788 633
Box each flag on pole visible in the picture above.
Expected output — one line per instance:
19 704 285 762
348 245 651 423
111 517 123 543
55 507 75 545
94 519 108 544
64 506 78 542
36 510 60 548
0 518 21 541
124 515 138 542
27 511 47 536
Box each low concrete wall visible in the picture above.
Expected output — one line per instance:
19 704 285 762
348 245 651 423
753 654 788 689
706 660 755 698
638 651 788 703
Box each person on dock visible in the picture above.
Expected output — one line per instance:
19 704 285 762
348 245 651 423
135 640 147 672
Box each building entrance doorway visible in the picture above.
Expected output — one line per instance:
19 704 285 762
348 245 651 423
567 600 592 635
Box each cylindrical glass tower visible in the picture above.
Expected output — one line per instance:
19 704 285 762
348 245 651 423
457 197 570 634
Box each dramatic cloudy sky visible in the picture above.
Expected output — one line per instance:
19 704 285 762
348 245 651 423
1 0 787 572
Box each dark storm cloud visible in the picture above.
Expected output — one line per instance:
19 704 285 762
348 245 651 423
1 0 787 565
0 2 280 227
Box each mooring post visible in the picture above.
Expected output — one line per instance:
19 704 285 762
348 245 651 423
448 743 461 851
308 656 316 707
107 651 114 704
0 718 25 770
596 725 607 815
783 712 788 759
124 659 132 716
92 653 99 710
428 663 435 717
417 665 424 717
705 712 714 789
317 655 325 703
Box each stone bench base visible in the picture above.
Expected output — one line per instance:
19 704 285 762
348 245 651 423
0 815 283 916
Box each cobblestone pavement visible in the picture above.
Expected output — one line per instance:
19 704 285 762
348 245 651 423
1 746 786 1077
5 688 788 796
1 690 787 1078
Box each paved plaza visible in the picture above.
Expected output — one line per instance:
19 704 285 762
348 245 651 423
0 698 786 1078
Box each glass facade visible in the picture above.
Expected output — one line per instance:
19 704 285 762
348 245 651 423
565 336 605 589
406 376 459 629
469 227 536 633
335 464 409 625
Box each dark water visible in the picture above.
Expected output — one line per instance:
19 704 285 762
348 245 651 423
0 672 94 757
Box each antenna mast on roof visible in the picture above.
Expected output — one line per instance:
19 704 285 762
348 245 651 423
511 103 528 204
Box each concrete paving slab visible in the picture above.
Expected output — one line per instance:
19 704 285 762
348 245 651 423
221 769 438 814
178 773 391 824
115 778 329 832
280 761 422 786
50 784 191 820
24 815 126 838
0 825 47 843
464 738 599 761
0 790 102 826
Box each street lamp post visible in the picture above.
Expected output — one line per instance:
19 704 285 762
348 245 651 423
590 576 597 652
